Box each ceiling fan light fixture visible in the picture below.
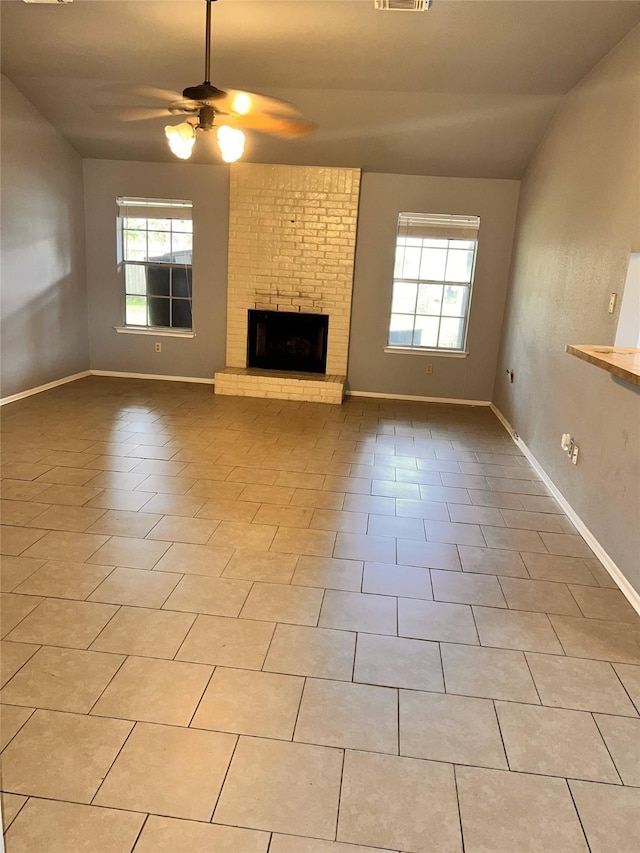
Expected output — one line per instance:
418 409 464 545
217 125 245 163
165 122 196 160
231 92 252 115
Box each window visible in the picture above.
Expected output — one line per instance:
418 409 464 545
117 197 193 331
387 213 480 353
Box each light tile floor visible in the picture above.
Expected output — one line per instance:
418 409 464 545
1 377 639 853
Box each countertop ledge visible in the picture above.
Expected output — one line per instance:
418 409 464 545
566 344 640 386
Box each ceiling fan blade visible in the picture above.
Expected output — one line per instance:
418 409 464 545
93 105 171 122
127 85 185 104
204 88 303 118
223 112 318 139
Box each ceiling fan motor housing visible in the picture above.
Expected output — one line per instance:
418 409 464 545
182 83 224 103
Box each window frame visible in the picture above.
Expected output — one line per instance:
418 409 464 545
115 197 195 336
386 213 480 357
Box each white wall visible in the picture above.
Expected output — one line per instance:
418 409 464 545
83 159 229 379
494 28 640 592
1 76 89 398
348 173 520 401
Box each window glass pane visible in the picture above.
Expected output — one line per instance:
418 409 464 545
445 249 474 282
404 237 423 248
413 316 439 348
147 231 172 263
148 297 170 327
123 217 146 231
172 219 193 233
124 264 146 295
171 299 193 329
422 238 448 248
147 265 170 297
171 232 193 264
389 314 415 346
125 295 147 326
392 281 418 314
450 239 474 250
417 283 443 315
401 246 422 279
393 244 405 278
438 317 464 349
124 230 147 262
147 218 171 232
442 285 469 317
418 249 447 282
172 267 192 299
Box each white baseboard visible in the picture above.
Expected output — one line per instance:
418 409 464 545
347 390 491 406
0 371 92 406
90 370 215 385
490 404 640 616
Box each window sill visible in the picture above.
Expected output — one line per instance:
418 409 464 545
114 326 195 338
384 346 468 358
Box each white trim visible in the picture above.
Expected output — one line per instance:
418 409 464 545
383 346 468 358
0 371 91 406
347 390 490 406
90 370 214 385
490 403 640 616
114 326 195 338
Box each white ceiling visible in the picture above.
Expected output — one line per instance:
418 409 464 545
2 0 639 178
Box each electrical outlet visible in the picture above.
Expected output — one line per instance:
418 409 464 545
425 364 433 374
571 445 579 465
608 292 617 314
155 342 161 353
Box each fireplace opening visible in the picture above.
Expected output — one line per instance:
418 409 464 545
247 310 329 374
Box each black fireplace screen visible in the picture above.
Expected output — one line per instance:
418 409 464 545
247 310 329 374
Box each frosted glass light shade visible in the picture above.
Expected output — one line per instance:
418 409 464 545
217 125 245 163
165 123 196 160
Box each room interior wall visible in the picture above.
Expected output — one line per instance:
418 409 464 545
0 75 89 398
348 173 520 401
83 158 229 380
493 27 640 593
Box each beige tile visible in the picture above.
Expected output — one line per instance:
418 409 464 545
214 736 343 839
196 497 260 522
399 598 477 644
457 766 588 853
264 623 356 681
187 479 245 501
37 467 98 487
448 504 505 526
271 526 337 558
25 505 106 533
15 560 112 599
295 678 397 753
481 526 546 553
92 655 211 725
1 462 52 482
250 505 312 529
0 704 34 750
396 498 449 521
21 530 109 562
309 508 367 534
192 667 303 739
474 606 563 653
425 520 484 547
570 780 640 853
496 701 619 782
153 541 233 577
239 483 296 505
354 633 443 691
320 590 397 635
1 593 44 637
550 615 640 664
458 546 528 578
0 500 51 527
498 576 582 616
90 605 195 659
241 582 323 626
1 646 124 713
1 792 27 829
593 714 640 785
338 750 461 853
95 721 236 820
135 816 269 853
1 708 132 801
400 689 507 769
0 556 45 592
500 508 565 532
367 514 425 540
526 652 637 715
583 558 618 588
134 493 206 518
227 468 279 486
135 474 196 494
419 484 471 504
176 614 275 669
3 799 145 853
613 663 640 712
88 566 181 607
180 462 234 481
271 836 395 853
7 598 118 649
0 480 50 502
87 535 170 569
1 525 47 556
396 539 461 571
85 509 162 538
291 488 344 510
210 520 277 550
362 561 431 599
1 641 39 687
441 643 539 703
86 488 154 511
326 475 371 495
291 555 363 591
521 552 597 585
569 585 639 623
146 515 219 545
344 494 394 515
223 548 298 583
333 532 395 563
275 471 326 490
432 569 506 607
540 532 593 558
163 574 251 617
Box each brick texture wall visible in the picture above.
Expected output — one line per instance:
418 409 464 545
226 163 361 377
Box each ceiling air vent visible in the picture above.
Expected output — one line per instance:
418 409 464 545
374 0 432 10
22 1 73 5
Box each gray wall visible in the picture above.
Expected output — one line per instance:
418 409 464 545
348 173 520 400
1 75 89 398
494 28 640 592
83 159 229 379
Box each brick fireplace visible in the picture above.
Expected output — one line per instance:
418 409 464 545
214 163 361 403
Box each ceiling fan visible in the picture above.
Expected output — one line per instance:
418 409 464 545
119 0 317 162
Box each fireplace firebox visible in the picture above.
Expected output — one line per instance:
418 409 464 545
247 310 329 374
